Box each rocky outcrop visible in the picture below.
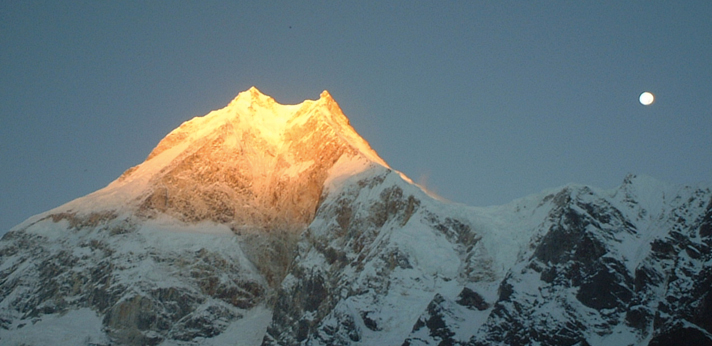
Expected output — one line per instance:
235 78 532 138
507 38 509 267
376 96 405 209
0 214 268 345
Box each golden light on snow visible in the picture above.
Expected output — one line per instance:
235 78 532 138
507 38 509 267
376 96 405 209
639 92 655 106
98 86 392 230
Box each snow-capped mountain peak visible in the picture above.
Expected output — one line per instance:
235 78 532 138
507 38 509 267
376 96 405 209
1 89 710 346
36 87 389 232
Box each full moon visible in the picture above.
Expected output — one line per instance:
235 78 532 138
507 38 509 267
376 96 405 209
639 92 655 106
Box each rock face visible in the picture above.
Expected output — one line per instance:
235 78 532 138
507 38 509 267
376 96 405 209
1 88 711 346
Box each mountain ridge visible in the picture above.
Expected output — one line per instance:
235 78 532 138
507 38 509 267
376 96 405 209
28 87 389 232
1 88 710 346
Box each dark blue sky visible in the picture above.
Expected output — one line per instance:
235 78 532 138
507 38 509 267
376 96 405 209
2 1 711 233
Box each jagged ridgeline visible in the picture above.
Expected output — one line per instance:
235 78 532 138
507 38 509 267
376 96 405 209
1 88 711 346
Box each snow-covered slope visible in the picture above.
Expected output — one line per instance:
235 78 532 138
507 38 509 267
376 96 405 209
0 87 387 345
1 88 710 346
400 175 712 346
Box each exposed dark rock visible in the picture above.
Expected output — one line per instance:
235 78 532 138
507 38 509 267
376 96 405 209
625 306 653 331
648 326 712 346
406 294 458 346
360 311 381 331
577 265 633 310
456 287 489 311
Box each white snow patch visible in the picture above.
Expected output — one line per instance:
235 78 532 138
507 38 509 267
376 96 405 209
324 154 380 192
0 308 109 346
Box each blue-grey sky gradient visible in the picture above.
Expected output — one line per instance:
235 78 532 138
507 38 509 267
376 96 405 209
2 1 711 233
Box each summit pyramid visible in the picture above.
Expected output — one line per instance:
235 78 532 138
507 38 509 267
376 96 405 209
56 86 386 230
1 88 711 346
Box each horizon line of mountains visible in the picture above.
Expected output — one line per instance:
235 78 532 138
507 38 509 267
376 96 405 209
1 87 710 346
